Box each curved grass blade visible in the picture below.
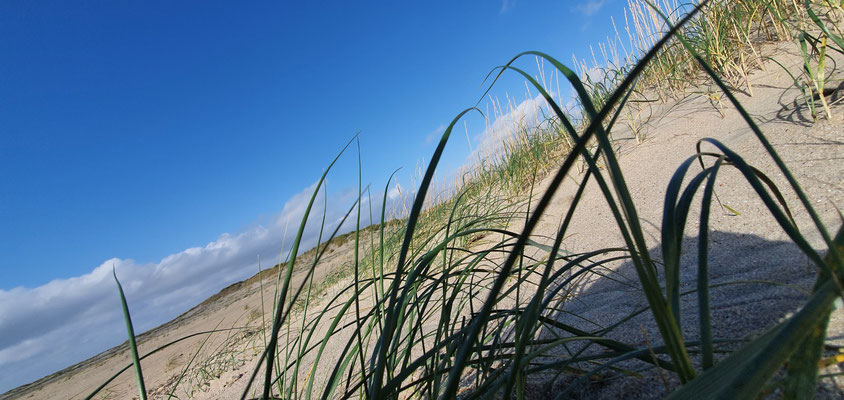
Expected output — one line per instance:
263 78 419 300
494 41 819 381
662 155 711 332
351 137 370 399
698 156 725 370
113 267 147 400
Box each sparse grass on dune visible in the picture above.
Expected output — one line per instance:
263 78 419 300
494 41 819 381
85 1 844 399
576 0 843 139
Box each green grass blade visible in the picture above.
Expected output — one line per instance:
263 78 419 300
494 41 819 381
784 227 841 397
112 267 147 400
661 156 706 332
697 156 725 370
351 138 370 399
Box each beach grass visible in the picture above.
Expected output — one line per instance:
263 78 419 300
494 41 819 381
90 1 844 398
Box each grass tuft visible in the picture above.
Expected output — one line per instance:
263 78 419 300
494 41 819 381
88 1 844 399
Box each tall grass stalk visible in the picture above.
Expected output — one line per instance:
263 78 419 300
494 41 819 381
113 269 147 400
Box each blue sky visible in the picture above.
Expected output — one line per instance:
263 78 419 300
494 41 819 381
0 0 628 392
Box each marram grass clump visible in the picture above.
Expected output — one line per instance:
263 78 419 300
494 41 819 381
91 1 844 399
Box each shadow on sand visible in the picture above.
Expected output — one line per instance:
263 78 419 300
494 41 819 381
518 230 842 399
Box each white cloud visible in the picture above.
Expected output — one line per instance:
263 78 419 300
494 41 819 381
574 0 606 16
0 178 408 393
500 0 515 14
387 182 403 201
467 93 551 167
424 124 446 145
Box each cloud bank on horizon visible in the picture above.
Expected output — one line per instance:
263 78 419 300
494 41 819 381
0 180 408 394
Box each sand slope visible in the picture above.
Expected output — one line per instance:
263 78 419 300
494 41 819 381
519 40 844 398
